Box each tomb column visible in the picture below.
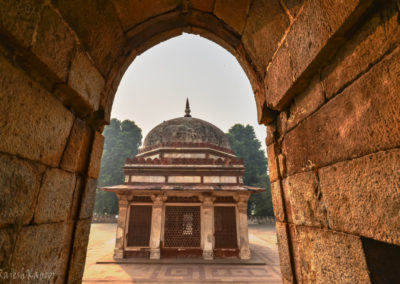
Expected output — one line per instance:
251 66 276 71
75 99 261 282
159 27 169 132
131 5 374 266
114 194 129 259
236 194 251 260
201 195 215 260
149 194 164 259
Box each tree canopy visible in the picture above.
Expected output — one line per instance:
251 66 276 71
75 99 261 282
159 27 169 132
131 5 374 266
94 119 142 214
226 124 273 216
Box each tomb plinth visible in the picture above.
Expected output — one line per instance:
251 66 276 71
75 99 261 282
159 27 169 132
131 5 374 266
102 101 263 259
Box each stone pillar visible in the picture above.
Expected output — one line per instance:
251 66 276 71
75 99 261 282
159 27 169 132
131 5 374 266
201 195 215 260
114 195 129 259
237 194 251 260
149 194 164 259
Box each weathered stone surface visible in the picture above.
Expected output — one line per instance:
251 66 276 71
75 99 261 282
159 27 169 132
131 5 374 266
283 45 400 175
32 6 75 82
61 118 92 173
0 0 44 47
190 0 214 12
34 168 76 224
271 181 285 222
282 0 305 18
69 176 84 220
267 144 278 183
242 0 289 77
68 49 105 112
0 153 45 226
276 111 288 137
293 226 370 283
266 124 275 146
214 0 250 34
0 56 74 167
0 228 15 270
79 178 98 219
264 39 293 110
266 0 374 110
275 222 294 282
87 131 105 179
11 222 73 282
111 0 179 31
283 171 328 227
67 219 91 283
319 149 400 245
287 75 325 130
54 0 125 75
322 1 400 99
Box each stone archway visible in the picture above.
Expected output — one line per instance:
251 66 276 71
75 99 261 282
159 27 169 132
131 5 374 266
1 0 400 283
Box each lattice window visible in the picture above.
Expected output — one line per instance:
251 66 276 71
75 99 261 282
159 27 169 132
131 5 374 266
214 206 238 249
164 206 201 248
127 205 152 247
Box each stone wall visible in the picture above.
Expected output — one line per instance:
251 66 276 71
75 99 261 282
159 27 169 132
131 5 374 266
0 0 399 283
267 1 400 282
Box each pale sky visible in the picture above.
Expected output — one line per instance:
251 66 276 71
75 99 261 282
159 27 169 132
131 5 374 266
111 33 267 151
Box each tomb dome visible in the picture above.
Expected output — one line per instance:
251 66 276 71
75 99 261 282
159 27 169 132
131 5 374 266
143 100 231 150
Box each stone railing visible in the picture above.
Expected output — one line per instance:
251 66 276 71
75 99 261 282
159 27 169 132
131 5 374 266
92 213 118 223
248 216 276 225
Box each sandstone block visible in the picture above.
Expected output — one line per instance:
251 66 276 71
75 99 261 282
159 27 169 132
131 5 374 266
190 0 214 12
242 0 289 77
275 222 294 282
34 168 76 224
54 0 125 75
287 75 325 131
322 2 400 99
111 0 179 31
0 0 44 47
283 171 328 227
79 178 98 219
267 144 278 183
0 153 44 226
214 0 250 34
61 118 92 173
293 226 370 283
281 0 305 18
68 49 105 112
32 6 75 82
0 55 74 167
265 0 374 110
88 131 105 179
69 176 84 220
264 39 294 109
11 222 73 282
319 149 400 245
67 219 91 283
271 181 285 222
283 45 400 175
266 124 275 146
0 228 15 270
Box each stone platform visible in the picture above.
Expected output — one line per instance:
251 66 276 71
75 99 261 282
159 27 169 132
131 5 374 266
83 223 281 283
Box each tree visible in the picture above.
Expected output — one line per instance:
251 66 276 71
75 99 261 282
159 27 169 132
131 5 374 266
94 119 142 214
226 124 273 216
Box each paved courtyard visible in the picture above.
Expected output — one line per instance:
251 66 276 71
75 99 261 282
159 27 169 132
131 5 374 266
83 223 281 283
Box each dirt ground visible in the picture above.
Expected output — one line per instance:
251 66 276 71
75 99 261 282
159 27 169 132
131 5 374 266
83 223 281 283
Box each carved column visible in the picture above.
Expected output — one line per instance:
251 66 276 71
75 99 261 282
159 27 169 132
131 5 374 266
201 195 215 260
114 195 129 259
149 194 164 259
237 194 251 260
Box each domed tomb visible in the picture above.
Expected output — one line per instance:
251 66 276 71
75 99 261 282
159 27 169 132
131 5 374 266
102 100 263 261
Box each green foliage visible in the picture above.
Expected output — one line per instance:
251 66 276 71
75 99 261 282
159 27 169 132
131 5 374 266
226 124 274 216
94 119 142 214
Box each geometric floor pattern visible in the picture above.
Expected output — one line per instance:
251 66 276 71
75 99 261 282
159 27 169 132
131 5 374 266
83 224 282 283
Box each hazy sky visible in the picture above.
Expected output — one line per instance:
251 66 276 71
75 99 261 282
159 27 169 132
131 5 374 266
111 33 266 150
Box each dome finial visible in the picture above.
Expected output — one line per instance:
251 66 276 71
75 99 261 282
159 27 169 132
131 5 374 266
184 98 191 117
